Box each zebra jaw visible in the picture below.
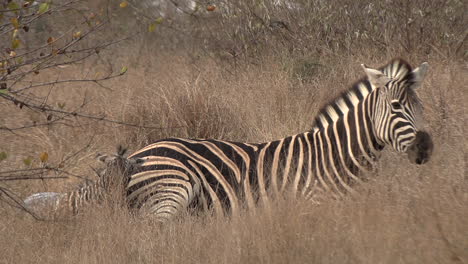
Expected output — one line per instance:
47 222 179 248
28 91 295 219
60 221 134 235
406 131 433 165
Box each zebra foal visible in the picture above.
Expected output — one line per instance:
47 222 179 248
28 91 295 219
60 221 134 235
23 147 143 219
122 58 433 221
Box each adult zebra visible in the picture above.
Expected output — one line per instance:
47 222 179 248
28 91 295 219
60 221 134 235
124 59 433 221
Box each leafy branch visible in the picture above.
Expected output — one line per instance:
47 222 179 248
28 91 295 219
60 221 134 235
0 0 186 215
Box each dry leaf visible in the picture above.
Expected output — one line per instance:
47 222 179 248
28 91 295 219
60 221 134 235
39 152 49 163
73 31 82 39
47 37 55 45
10 18 19 29
207 5 216 11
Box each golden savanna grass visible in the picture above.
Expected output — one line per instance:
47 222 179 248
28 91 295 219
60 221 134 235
0 0 467 263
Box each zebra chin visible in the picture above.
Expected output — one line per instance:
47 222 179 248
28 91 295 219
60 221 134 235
406 130 433 165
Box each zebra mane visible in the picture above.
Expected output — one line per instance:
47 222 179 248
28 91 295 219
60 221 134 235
312 58 416 130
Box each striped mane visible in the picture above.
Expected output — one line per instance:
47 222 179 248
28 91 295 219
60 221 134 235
312 59 415 130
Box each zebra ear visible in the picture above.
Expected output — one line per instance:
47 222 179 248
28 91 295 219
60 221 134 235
96 153 107 163
361 64 391 88
96 153 115 163
410 62 429 90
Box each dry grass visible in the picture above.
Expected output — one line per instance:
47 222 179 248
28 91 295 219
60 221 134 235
1 163 467 264
1 1 467 263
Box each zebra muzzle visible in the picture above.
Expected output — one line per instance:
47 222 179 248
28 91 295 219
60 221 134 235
406 130 433 165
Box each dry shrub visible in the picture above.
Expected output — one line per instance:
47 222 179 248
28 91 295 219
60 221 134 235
127 0 466 61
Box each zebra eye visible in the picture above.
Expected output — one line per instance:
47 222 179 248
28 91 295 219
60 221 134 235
391 101 402 110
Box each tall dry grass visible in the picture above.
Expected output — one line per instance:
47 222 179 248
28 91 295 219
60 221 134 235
1 0 467 263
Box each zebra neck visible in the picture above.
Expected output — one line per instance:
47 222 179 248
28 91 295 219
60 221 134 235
302 100 384 196
310 77 384 162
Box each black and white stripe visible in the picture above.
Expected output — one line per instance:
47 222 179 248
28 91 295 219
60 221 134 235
23 147 143 219
123 59 431 221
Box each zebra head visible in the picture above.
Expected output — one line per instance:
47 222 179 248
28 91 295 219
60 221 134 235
96 146 144 191
362 60 432 163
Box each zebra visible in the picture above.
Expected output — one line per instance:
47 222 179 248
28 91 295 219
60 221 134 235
121 59 432 222
23 147 143 219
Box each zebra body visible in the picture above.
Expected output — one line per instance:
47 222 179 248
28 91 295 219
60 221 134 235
128 134 345 218
124 59 432 221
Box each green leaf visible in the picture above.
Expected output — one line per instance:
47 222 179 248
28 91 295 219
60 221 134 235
148 23 156 33
57 102 66 109
0 89 8 95
38 3 50 14
120 66 128 74
149 17 163 32
0 152 7 161
11 38 20 49
155 17 163 24
23 157 32 166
